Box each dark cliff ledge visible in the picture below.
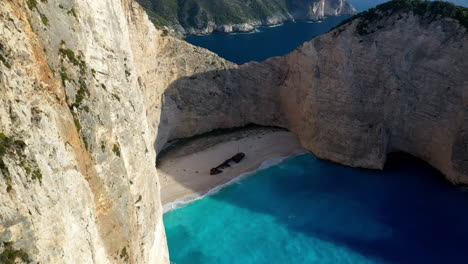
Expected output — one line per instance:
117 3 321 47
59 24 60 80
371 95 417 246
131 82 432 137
333 0 468 34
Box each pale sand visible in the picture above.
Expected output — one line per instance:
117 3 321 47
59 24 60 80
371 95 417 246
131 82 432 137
157 129 305 210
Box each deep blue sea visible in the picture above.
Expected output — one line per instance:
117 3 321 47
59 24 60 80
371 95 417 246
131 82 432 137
166 1 468 263
165 154 468 264
185 0 468 64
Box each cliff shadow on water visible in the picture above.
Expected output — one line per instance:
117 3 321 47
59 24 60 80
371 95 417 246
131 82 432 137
154 65 468 263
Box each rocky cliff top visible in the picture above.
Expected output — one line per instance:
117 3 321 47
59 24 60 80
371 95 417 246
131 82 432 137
335 0 468 34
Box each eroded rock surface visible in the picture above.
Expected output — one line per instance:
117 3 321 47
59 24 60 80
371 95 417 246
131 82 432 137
0 0 229 262
1 0 467 263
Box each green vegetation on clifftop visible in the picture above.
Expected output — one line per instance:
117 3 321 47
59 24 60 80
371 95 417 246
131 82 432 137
0 241 30 264
138 0 289 29
137 0 355 33
333 0 468 35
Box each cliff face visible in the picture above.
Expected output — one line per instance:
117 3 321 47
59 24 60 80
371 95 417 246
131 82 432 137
137 0 356 35
1 0 467 263
0 0 230 263
277 3 468 183
0 0 165 262
287 0 356 20
159 4 468 184
277 15 467 183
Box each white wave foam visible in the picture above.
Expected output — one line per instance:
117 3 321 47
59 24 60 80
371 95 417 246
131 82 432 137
265 23 283 28
163 149 308 214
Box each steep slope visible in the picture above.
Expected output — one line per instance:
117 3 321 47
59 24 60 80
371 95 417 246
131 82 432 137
0 0 167 262
280 0 468 183
137 0 356 34
0 0 231 263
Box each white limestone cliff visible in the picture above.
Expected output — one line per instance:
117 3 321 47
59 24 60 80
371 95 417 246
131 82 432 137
1 0 467 263
0 0 221 262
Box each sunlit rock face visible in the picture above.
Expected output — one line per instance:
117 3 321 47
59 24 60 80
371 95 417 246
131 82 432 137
0 0 466 263
1 0 235 262
0 0 212 262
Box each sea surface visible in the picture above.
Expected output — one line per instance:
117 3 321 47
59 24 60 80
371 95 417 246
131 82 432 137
165 153 468 264
185 0 468 64
185 16 348 64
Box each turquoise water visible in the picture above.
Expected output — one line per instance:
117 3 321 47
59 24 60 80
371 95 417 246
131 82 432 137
169 1 468 263
164 153 468 264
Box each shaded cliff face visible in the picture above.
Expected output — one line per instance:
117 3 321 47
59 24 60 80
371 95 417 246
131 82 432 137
137 0 356 34
159 4 468 184
277 15 467 183
277 1 468 184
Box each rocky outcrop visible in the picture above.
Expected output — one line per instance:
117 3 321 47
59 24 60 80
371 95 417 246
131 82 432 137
287 0 356 20
137 0 356 35
277 3 468 184
1 0 467 263
0 0 230 263
0 0 167 262
159 3 468 184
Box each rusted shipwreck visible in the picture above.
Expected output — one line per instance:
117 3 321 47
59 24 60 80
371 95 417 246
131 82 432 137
210 153 246 175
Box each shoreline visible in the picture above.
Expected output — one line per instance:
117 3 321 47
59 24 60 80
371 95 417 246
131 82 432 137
182 16 351 37
157 129 305 213
162 150 306 213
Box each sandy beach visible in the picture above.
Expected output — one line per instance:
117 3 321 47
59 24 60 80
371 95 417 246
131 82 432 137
157 128 305 211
